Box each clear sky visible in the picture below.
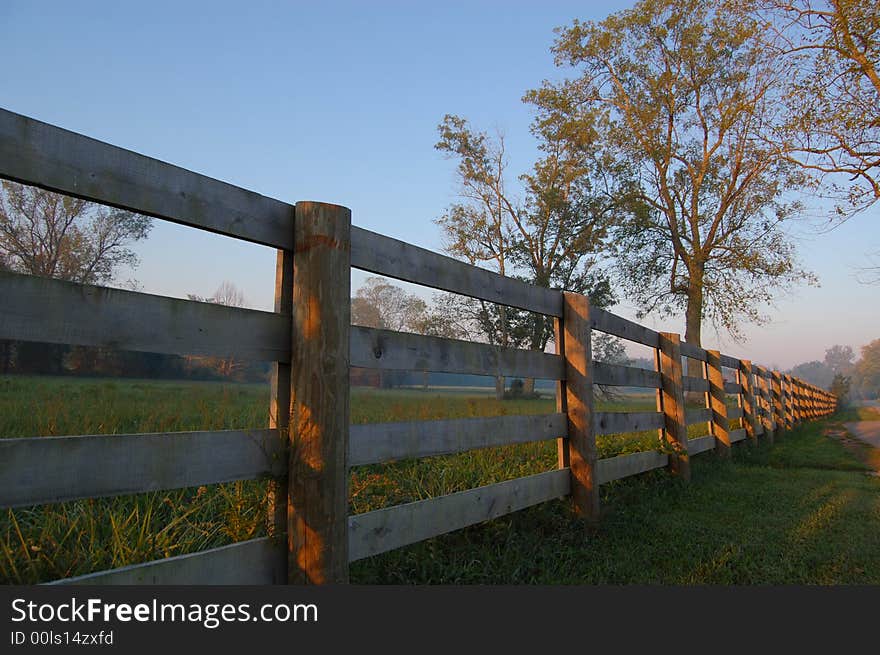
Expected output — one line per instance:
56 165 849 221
2 0 877 370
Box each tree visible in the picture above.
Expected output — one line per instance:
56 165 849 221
789 359 835 388
0 181 151 284
0 182 152 375
350 277 434 389
351 277 427 332
853 339 880 398
824 344 855 375
829 373 851 406
526 0 816 362
434 115 617 397
752 0 880 213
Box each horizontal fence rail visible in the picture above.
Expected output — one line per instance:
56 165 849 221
0 270 290 361
0 429 285 508
351 227 563 317
49 538 286 585
0 108 838 586
350 326 564 379
0 108 294 248
348 470 571 562
349 413 567 467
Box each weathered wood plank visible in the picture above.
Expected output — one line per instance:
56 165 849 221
724 381 742 394
267 248 294 541
593 361 661 388
729 428 747 443
348 469 570 561
560 292 598 521
350 326 564 380
706 350 731 458
688 435 715 455
0 270 290 361
288 201 351 584
349 413 567 467
0 108 294 248
680 342 707 361
682 376 709 393
590 307 660 348
719 354 741 369
755 367 775 445
48 538 285 585
350 227 563 317
658 332 690 480
685 408 712 425
596 450 669 484
772 370 785 438
0 429 285 509
740 360 758 444
594 411 665 436
728 407 744 420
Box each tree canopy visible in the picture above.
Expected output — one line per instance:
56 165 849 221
526 0 817 347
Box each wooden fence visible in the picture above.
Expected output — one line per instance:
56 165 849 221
0 109 837 584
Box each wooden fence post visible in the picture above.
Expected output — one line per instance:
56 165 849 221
559 292 599 522
706 350 730 458
771 370 784 439
740 360 758 445
288 201 351 584
268 248 293 557
658 333 690 481
756 367 774 445
792 379 802 424
783 374 794 430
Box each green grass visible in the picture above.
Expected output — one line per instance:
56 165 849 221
2 375 875 584
352 419 880 584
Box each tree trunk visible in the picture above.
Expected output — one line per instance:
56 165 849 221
684 271 705 404
495 375 505 400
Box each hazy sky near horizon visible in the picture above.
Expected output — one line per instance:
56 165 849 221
2 0 878 370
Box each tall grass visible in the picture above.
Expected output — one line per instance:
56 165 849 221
0 376 710 584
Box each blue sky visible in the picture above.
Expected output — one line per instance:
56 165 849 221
2 0 877 369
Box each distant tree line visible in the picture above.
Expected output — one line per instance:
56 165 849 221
787 342 880 403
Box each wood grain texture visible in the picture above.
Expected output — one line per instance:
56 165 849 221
728 407 744 420
688 435 715 455
560 292 598 521
0 429 285 509
288 202 351 584
594 411 665 436
0 270 290 361
350 227 563 317
349 413 567 467
590 307 660 348
729 428 747 443
658 332 690 480
593 361 661 388
682 376 709 393
0 108 293 248
268 248 294 542
348 469 570 561
685 408 712 425
719 354 741 369
724 381 743 394
706 350 731 458
680 342 707 361
596 450 669 484
48 538 285 585
350 326 564 380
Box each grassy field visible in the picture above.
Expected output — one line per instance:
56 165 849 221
2 375 875 584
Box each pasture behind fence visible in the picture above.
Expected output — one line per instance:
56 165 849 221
0 109 837 584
